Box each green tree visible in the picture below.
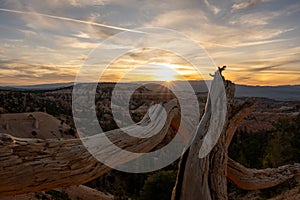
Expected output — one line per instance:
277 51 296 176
263 117 300 168
139 170 177 200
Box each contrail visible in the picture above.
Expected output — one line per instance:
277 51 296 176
0 8 144 33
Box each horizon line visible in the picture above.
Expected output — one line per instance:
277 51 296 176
1 80 300 88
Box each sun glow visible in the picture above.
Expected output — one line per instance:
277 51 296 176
158 71 177 82
165 79 173 83
152 63 187 82
98 61 204 83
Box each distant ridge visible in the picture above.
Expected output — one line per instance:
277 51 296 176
1 81 300 101
235 84 300 101
0 82 74 91
187 81 300 101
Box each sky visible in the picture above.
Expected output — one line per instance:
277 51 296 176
0 0 300 86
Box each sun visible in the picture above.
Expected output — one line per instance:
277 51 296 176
155 73 176 83
154 64 178 82
163 74 175 82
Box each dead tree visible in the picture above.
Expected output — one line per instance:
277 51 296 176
0 72 299 198
0 100 183 197
171 71 300 199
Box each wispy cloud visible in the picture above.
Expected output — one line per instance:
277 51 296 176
203 0 220 14
66 0 106 7
0 58 78 85
0 8 144 33
229 11 281 26
72 32 91 39
231 0 267 11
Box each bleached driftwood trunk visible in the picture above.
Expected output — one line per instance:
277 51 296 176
171 72 300 199
0 101 182 197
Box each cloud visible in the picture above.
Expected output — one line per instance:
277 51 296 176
146 6 295 50
222 51 300 84
237 53 300 72
2 0 107 10
229 11 281 26
0 8 142 33
54 35 98 49
67 0 106 7
236 38 291 47
72 32 91 39
231 0 265 11
203 0 220 14
0 58 78 85
146 9 208 29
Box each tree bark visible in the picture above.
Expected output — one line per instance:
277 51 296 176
0 100 181 197
172 72 299 199
227 158 300 190
172 72 232 200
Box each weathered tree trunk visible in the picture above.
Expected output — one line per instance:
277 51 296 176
227 158 300 190
172 72 232 200
172 72 300 199
0 101 181 197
